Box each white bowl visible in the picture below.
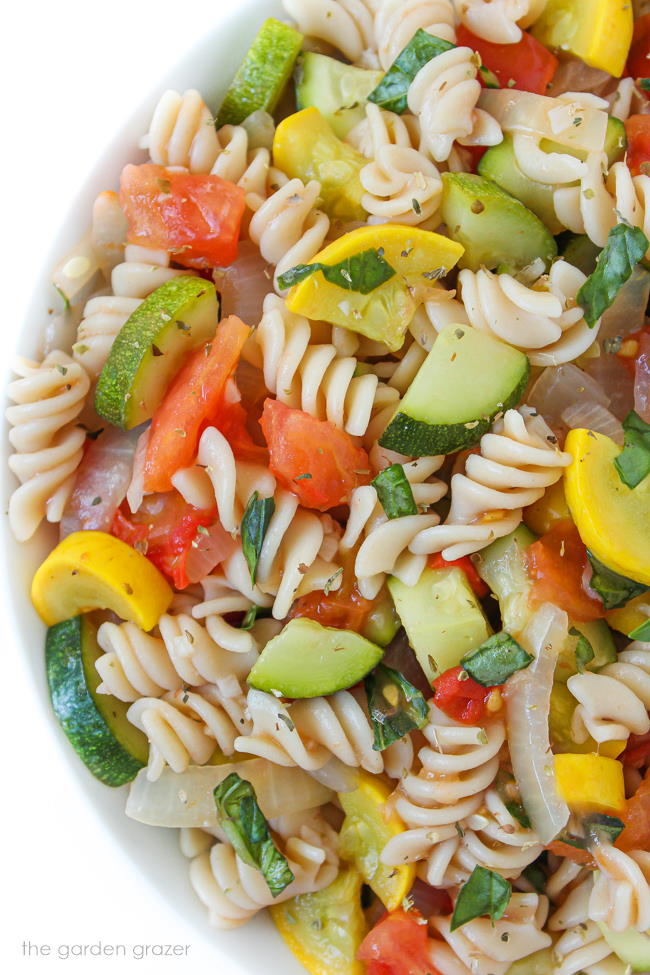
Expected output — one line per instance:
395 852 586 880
1 2 308 969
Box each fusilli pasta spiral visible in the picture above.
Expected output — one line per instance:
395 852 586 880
282 0 377 66
590 844 650 934
139 88 220 172
375 0 457 70
568 642 650 745
410 406 572 560
407 46 502 163
457 260 597 366
456 0 547 45
6 351 90 541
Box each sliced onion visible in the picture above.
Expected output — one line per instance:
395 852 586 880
528 363 609 428
546 60 617 100
635 332 650 424
184 521 238 584
126 427 150 514
214 240 273 327
382 628 431 696
126 759 333 827
60 426 139 536
307 758 359 793
504 603 570 845
479 89 608 152
561 401 624 444
584 354 634 421
599 266 650 346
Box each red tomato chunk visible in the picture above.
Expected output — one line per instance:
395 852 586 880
456 25 558 95
260 399 372 511
525 520 605 622
431 665 497 724
120 163 245 268
428 552 489 597
624 115 650 176
357 910 440 975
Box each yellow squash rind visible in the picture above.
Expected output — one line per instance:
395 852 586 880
554 752 626 815
532 0 633 78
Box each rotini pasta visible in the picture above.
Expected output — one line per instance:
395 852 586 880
375 0 457 70
568 642 650 745
456 0 547 45
140 88 220 172
6 351 90 541
456 260 597 366
590 843 650 933
282 0 377 66
410 406 572 560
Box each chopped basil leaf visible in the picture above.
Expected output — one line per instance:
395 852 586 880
365 663 429 751
479 63 500 89
368 30 456 114
629 618 650 641
505 799 531 830
570 627 595 674
372 464 418 519
577 222 649 328
241 605 261 630
584 814 625 845
276 248 396 294
586 550 649 610
522 861 546 894
213 773 294 897
450 866 511 932
241 492 275 585
640 79 650 92
615 410 650 488
461 632 533 687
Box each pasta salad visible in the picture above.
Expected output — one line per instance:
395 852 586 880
8 0 650 972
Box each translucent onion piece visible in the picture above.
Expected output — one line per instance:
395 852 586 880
528 363 609 428
546 61 617 101
214 240 273 327
184 521 238 584
635 333 650 424
60 426 139 536
561 401 624 444
479 89 608 152
598 267 650 347
241 110 275 150
52 232 105 307
583 354 634 421
504 603 570 844
382 628 431 696
126 760 333 828
307 758 359 794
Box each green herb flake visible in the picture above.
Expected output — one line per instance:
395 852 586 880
276 248 396 294
91 496 102 506
368 30 456 114
522 862 546 894
639 79 650 92
241 605 261 630
294 472 313 481
365 663 429 751
324 566 343 596
461 632 533 687
570 627 595 674
577 222 649 328
505 800 531 830
213 773 294 897
586 550 649 610
372 464 418 520
450 866 512 932
614 410 650 488
241 492 275 585
584 813 625 845
412 198 422 215
629 618 650 641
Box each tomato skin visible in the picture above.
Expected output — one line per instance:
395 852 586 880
290 585 373 631
546 840 596 869
217 396 269 466
624 115 650 176
143 315 251 493
621 730 650 770
525 520 605 622
357 910 439 975
616 768 650 852
111 492 218 589
260 399 372 511
428 552 489 598
456 25 558 95
120 163 245 269
627 14 650 85
431 665 496 724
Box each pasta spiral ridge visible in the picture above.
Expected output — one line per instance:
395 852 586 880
340 456 447 599
127 681 251 781
211 123 287 212
381 703 509 885
546 874 626 975
407 46 502 163
457 260 598 366
568 642 650 745
409 406 572 560
248 178 330 293
109 244 190 299
374 0 457 71
236 687 385 773
6 351 90 541
188 819 338 928
250 293 388 437
554 154 650 255
429 893 551 975
356 104 443 226
282 0 377 66
94 614 262 702
456 0 547 45
139 88 220 172
590 844 650 934
73 295 141 379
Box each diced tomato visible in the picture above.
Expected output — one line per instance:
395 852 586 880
525 520 605 622
616 768 650 853
456 25 558 95
622 730 650 770
110 491 225 589
431 665 496 724
216 396 269 466
290 584 374 631
624 115 650 176
260 399 372 511
143 316 251 493
627 14 650 86
120 163 245 269
428 552 489 598
545 840 596 869
357 910 439 975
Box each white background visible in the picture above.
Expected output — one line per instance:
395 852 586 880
1 1 259 972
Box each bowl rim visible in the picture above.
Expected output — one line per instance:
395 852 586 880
1 2 309 970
